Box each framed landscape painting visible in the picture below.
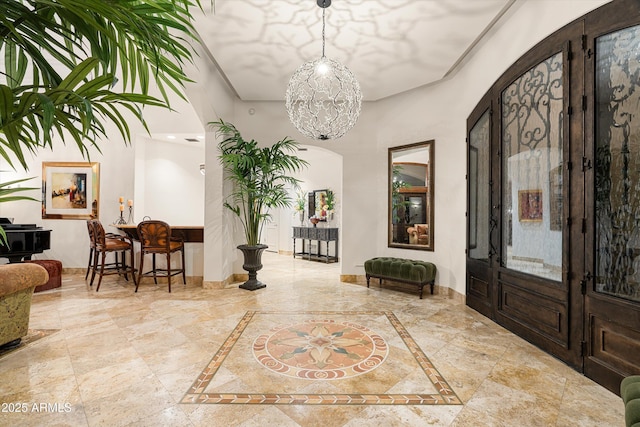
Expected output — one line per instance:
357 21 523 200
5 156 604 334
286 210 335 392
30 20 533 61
42 162 100 219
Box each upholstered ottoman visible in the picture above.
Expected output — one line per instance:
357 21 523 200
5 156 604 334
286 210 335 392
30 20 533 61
364 257 436 299
25 260 62 292
622 376 640 427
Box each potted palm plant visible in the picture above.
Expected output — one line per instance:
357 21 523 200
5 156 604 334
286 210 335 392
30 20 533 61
211 120 308 290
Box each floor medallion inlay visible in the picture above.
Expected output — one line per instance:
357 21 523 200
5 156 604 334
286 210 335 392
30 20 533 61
253 319 388 380
182 311 461 406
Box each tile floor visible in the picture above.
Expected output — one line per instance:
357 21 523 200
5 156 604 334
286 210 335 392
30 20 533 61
0 252 625 426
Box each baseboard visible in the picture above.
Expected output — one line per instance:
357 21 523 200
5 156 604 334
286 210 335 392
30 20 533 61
203 273 247 289
340 275 363 284
130 275 203 286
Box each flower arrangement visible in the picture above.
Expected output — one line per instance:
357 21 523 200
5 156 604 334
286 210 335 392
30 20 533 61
324 189 335 213
294 191 306 213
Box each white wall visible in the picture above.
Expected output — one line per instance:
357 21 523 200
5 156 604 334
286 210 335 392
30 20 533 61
195 51 239 284
137 138 205 225
294 147 343 223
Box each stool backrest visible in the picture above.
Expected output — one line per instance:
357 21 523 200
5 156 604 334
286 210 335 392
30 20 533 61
86 220 96 248
137 220 172 251
91 220 108 247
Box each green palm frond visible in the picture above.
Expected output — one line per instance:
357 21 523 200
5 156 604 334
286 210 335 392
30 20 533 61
1 0 201 98
0 177 38 202
0 176 38 245
0 58 165 169
325 189 335 210
0 0 206 170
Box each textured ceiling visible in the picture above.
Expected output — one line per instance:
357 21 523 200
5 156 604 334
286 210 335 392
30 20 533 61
194 0 514 101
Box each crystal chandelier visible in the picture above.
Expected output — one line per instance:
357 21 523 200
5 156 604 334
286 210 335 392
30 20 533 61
286 0 362 140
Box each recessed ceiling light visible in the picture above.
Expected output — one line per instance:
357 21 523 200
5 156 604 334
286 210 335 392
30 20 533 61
197 135 204 139
167 135 176 139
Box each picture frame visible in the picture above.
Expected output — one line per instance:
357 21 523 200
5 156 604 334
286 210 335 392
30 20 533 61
518 189 542 222
42 162 100 220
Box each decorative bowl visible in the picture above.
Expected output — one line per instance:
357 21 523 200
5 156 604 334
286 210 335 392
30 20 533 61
310 217 320 227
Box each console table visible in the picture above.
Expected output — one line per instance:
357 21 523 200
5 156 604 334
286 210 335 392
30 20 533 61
292 226 339 263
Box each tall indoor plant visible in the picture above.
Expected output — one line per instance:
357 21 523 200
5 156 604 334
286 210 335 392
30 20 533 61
212 120 308 290
1 0 204 170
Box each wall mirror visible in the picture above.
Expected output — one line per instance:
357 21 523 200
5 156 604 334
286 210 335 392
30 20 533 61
308 189 328 220
388 140 435 251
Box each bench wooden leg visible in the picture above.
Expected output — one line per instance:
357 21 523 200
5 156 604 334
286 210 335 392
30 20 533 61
366 275 370 288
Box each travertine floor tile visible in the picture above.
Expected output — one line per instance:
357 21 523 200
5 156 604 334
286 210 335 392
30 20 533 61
0 252 624 426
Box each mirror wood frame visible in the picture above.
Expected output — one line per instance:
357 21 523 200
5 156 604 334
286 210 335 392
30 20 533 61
308 189 328 220
388 140 435 251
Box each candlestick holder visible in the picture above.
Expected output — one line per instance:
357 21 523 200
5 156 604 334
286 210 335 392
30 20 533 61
127 206 134 224
116 203 127 224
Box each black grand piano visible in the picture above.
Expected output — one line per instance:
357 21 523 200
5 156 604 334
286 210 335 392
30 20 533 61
0 219 51 263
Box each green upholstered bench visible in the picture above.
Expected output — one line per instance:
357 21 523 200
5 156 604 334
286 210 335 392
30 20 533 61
622 376 640 427
364 257 436 299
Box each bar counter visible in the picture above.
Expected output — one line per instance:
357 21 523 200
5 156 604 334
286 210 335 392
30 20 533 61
114 224 204 243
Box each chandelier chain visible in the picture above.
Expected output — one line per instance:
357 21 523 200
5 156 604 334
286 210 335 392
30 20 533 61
322 4 326 58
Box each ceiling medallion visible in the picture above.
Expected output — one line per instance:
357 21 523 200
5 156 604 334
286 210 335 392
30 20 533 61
285 0 362 140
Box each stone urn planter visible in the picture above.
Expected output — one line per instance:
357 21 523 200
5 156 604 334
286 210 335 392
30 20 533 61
237 244 268 291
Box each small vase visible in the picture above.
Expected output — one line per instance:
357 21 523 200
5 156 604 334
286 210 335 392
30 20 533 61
299 210 305 226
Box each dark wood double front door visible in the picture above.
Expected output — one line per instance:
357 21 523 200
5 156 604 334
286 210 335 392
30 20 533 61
466 0 640 394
